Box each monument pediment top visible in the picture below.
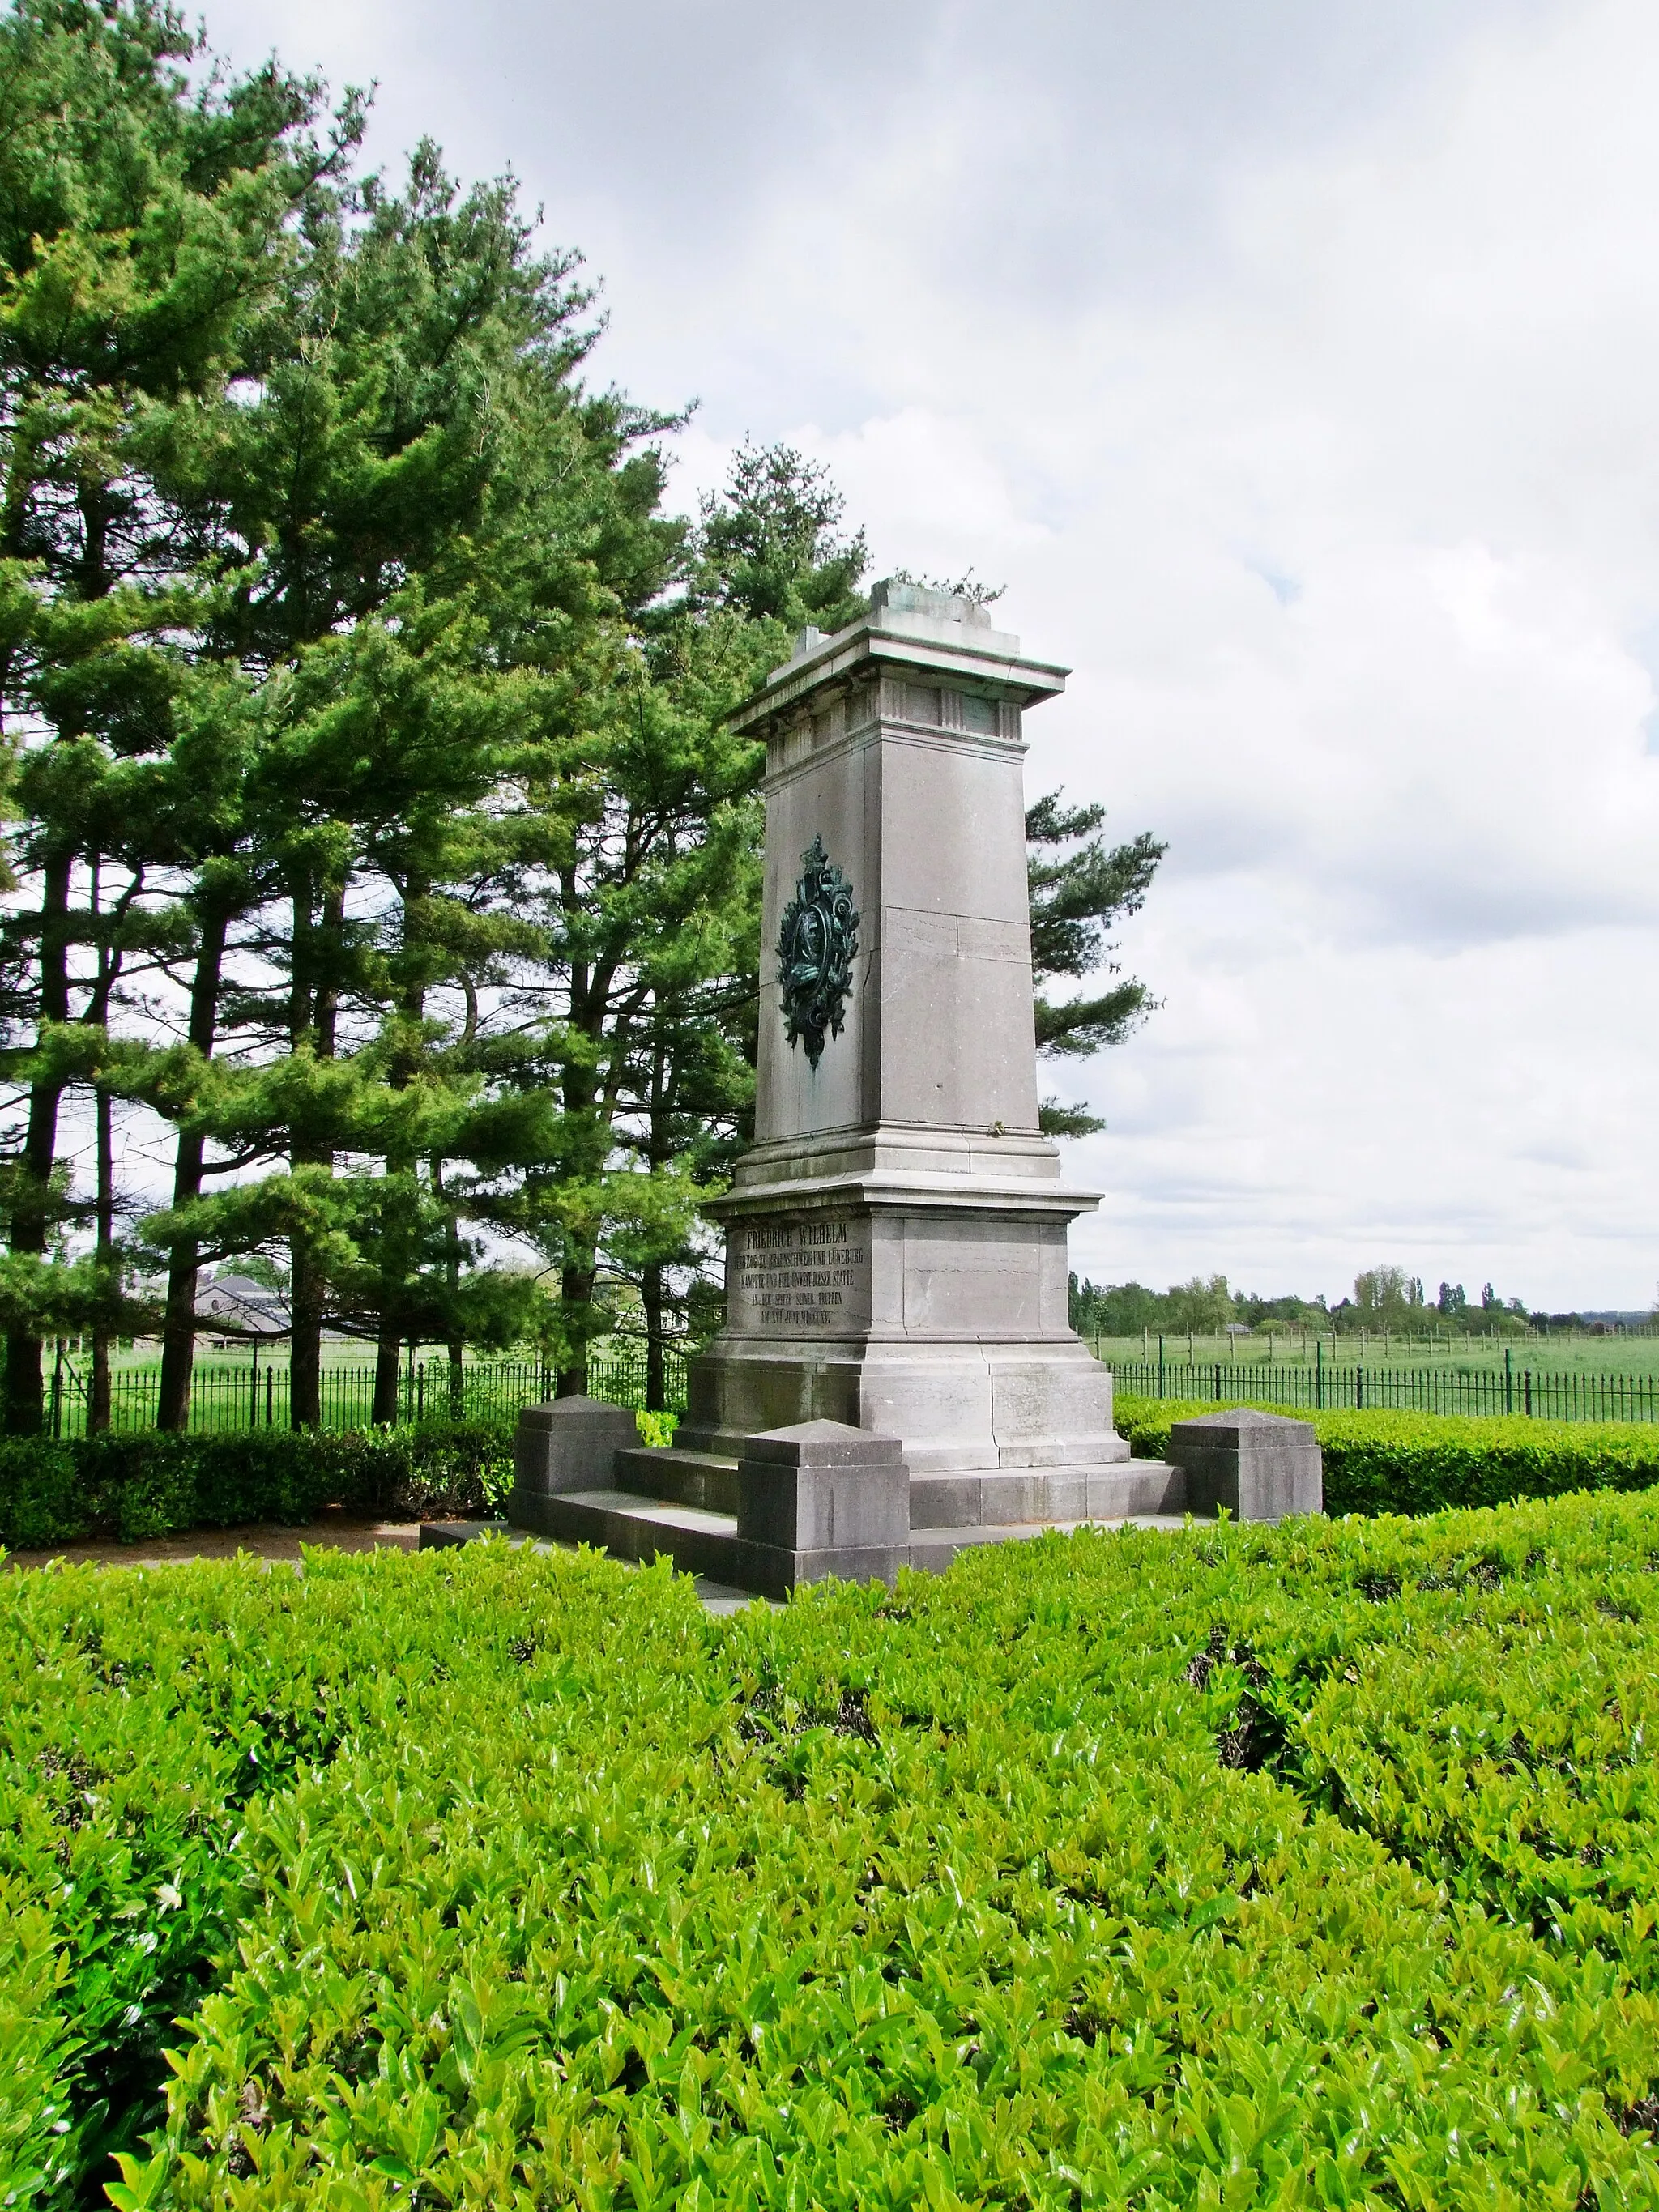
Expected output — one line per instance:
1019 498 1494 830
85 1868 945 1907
730 582 1068 734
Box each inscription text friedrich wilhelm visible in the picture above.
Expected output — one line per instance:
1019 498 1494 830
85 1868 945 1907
736 1217 866 1318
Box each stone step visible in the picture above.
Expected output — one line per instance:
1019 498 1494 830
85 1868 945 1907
614 1445 740 1514
907 1460 1185 1529
907 1511 1190 1575
527 1488 746 1582
432 1486 1198 1592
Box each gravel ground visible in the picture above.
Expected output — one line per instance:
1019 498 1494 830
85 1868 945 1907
1 1512 767 1612
2 1510 423 1572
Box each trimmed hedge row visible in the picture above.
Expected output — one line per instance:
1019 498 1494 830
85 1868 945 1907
8 1395 1657 1554
1116 1392 1659 1516
0 1422 516 1549
6 1494 1659 2209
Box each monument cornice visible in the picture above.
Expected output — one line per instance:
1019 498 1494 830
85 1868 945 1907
704 1168 1103 1221
759 713 1026 795
729 612 1068 737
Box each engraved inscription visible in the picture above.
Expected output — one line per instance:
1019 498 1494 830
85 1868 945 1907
733 1215 869 1330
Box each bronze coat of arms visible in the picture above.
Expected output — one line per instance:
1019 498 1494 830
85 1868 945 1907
777 834 859 1071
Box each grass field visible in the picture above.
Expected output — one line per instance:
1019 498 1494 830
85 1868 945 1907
7 1490 1659 2209
1090 1330 1659 1376
32 1344 682 1438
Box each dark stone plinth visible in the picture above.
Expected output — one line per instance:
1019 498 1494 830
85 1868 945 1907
736 1418 908 1592
419 1519 510 1549
510 1396 638 1526
1168 1408 1322 1522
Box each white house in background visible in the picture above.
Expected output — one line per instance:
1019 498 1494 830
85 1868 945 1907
194 1275 289 1347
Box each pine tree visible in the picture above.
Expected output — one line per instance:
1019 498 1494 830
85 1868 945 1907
1026 792 1166 1138
0 17 1170 1443
0 0 352 1430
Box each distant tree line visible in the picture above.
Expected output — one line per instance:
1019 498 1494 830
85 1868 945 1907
1071 1264 1605 1340
0 2 1162 1434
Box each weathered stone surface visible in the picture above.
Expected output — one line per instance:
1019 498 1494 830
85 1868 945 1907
510 1396 638 1523
906 1458 1185 1529
733 1541 903 1601
1168 1409 1323 1522
736 1418 908 1555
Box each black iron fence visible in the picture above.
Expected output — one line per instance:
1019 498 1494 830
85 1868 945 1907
1111 1351 1659 1423
42 1341 690 1438
49 1337 1656 1434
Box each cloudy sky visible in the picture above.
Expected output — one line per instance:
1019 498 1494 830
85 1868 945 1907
200 0 1659 1311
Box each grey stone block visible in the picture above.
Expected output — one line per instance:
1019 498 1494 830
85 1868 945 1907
906 1473 987 1529
974 1470 1064 1525
737 1419 909 1553
1168 1409 1322 1522
418 1519 508 1549
613 1446 740 1513
1085 1462 1186 1518
510 1396 639 1521
735 1541 905 1600
1038 1472 1091 1521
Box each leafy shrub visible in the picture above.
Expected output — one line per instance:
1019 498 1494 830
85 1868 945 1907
0 1547 510 2202
5 1494 1659 2208
0 1422 515 1550
1116 1392 1659 1515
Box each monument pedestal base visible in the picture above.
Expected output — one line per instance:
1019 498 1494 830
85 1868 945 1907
679 1337 1131 1475
485 1399 1320 1598
685 1154 1130 1492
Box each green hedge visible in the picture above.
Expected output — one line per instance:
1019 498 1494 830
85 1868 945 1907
6 1493 1659 2209
13 1398 1656 1553
1116 1392 1659 1515
0 1422 517 1550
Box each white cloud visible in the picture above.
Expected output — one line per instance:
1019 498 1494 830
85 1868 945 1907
200 0 1659 1306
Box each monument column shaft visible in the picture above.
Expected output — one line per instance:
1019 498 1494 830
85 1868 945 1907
755 674 1041 1144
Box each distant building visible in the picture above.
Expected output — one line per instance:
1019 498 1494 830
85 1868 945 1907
195 1275 288 1346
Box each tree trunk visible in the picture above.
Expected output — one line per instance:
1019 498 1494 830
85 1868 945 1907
642 1258 665 1414
557 1255 595 1396
89 1084 113 1434
85 853 115 1436
5 850 74 1435
288 884 340 1430
429 1154 466 1419
288 1259 322 1429
372 1328 401 1426
642 1034 672 1414
156 902 231 1431
371 876 429 1426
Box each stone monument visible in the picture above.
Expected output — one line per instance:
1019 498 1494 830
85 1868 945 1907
677 579 1175 1534
475 579 1320 1592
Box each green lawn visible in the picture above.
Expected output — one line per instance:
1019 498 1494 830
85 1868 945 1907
1091 1331 1659 1376
6 1494 1659 2209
